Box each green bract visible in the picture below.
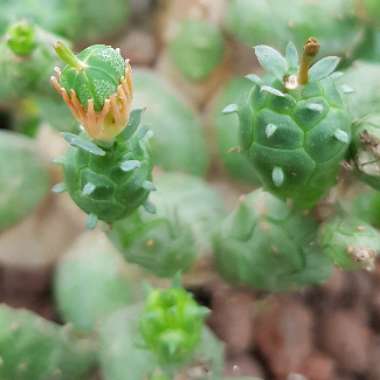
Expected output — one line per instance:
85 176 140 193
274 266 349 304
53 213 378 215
225 0 361 57
58 44 125 112
214 190 332 291
0 304 95 380
168 20 224 81
133 69 209 176
108 174 198 277
319 216 380 271
211 77 259 184
0 131 49 231
54 232 142 332
227 41 351 208
139 287 209 365
59 117 154 224
351 115 380 190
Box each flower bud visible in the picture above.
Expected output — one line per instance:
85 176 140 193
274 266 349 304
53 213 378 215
6 20 37 57
139 287 209 365
51 42 133 141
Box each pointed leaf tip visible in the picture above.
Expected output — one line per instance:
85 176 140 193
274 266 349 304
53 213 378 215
222 103 238 114
63 132 106 156
254 45 288 80
143 200 157 214
82 182 96 196
142 180 156 191
120 159 141 172
51 183 66 193
261 85 285 97
309 56 341 82
334 129 350 144
86 213 98 230
272 167 285 187
245 74 262 85
285 41 299 70
265 123 278 138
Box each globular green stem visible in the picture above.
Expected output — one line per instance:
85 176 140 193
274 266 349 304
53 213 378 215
298 37 320 85
54 41 86 70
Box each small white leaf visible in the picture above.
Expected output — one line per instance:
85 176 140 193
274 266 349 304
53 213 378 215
309 56 341 82
285 41 299 70
254 45 288 80
52 183 66 193
82 182 96 196
334 129 349 144
341 85 355 94
142 180 156 191
86 213 98 230
330 71 344 80
120 160 141 172
222 103 239 114
265 124 278 138
261 85 285 97
245 74 262 85
306 103 324 113
272 167 285 187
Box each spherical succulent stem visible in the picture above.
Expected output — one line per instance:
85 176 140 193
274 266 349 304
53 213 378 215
54 41 86 71
6 20 37 56
298 37 320 85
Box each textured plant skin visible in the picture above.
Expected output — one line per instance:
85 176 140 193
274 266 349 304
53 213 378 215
344 188 380 229
225 0 361 57
0 130 49 231
319 216 380 271
58 44 125 112
231 41 351 208
54 232 142 332
147 173 226 253
133 69 209 176
214 190 332 291
0 23 62 104
0 304 96 380
61 129 153 223
108 186 197 277
168 20 224 81
351 115 380 190
212 77 259 185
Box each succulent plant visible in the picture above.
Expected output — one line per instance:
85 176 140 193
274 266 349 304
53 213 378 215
211 77 259 184
0 21 62 104
343 187 380 228
0 304 96 380
225 0 361 58
99 289 223 380
51 44 154 226
214 190 332 291
150 173 226 253
319 215 380 271
225 39 352 208
0 130 49 231
133 69 209 176
108 180 197 277
54 232 143 332
168 19 225 81
351 115 380 190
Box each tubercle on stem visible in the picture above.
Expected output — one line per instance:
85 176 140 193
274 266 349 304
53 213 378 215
298 37 320 85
